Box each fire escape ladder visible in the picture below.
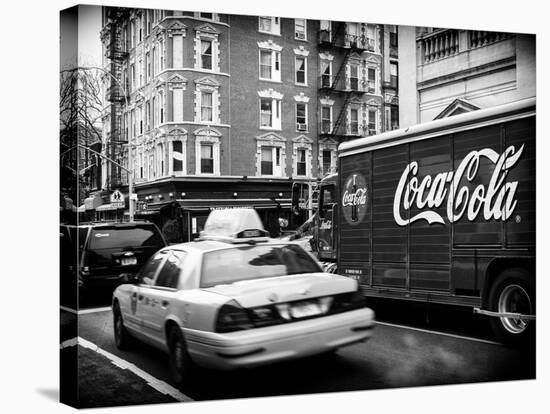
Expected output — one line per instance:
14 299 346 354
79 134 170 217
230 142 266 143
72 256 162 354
332 93 354 136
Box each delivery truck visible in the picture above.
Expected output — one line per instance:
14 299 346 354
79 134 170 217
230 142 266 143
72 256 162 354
295 98 535 344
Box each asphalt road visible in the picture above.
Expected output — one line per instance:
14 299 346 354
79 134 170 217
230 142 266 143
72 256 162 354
75 296 535 402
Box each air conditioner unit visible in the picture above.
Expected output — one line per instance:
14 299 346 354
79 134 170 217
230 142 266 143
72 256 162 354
295 32 306 40
297 123 308 131
368 129 376 136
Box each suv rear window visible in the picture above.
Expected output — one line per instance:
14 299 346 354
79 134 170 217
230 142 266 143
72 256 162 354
89 226 164 250
201 244 321 288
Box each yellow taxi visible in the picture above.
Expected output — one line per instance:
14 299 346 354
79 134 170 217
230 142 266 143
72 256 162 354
112 208 375 386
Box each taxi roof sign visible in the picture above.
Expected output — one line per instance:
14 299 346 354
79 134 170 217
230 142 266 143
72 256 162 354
201 208 268 242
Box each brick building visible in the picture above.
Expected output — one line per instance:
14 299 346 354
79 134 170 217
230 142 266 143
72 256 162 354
99 7 399 240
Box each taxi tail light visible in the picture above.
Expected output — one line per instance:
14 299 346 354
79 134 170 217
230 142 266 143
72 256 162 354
215 300 254 333
330 291 367 313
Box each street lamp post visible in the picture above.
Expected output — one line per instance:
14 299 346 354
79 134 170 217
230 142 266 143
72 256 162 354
62 66 135 221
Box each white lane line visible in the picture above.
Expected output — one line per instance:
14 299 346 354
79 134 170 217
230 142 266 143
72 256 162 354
75 336 193 402
60 337 78 349
60 306 112 315
60 306 77 314
77 306 112 315
376 321 503 346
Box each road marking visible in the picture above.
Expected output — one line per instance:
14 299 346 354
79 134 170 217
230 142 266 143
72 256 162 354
60 306 112 315
60 306 77 314
77 306 112 315
62 336 193 402
60 337 78 349
376 321 503 346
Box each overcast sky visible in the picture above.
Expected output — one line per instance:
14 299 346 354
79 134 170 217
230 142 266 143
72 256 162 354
78 5 102 67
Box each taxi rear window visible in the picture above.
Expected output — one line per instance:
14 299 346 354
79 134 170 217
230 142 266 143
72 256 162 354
89 226 163 250
200 244 321 287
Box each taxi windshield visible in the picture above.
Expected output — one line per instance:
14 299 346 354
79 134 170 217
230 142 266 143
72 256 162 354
200 244 321 287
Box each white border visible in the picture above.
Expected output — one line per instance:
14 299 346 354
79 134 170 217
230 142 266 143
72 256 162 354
5 1 546 414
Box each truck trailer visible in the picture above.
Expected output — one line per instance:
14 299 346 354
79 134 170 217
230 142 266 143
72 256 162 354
299 98 535 344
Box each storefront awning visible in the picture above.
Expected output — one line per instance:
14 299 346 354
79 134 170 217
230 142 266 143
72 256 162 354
175 198 291 211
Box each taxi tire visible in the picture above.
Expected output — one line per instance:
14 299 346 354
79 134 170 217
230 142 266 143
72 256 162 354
113 303 132 350
168 327 195 387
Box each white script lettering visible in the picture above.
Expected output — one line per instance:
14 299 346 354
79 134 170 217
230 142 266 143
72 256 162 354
393 145 524 226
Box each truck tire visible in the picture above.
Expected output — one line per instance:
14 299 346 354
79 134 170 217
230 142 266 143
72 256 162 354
488 268 534 345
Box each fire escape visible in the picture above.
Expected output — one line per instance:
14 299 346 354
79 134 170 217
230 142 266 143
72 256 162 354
318 22 371 142
103 7 129 189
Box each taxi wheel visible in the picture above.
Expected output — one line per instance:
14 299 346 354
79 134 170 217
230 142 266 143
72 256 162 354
113 303 131 350
168 328 195 386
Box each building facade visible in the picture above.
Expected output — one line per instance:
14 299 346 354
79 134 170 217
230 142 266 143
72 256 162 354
398 27 535 127
99 7 399 240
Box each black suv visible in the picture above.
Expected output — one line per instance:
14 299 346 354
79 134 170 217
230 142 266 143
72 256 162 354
61 221 167 291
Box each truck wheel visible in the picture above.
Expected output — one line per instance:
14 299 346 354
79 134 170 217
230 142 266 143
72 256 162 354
488 269 534 345
113 303 131 350
168 327 195 387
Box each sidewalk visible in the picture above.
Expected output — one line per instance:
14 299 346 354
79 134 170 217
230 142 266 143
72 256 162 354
61 343 180 408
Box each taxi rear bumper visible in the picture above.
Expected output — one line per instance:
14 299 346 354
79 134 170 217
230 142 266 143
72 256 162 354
183 307 375 370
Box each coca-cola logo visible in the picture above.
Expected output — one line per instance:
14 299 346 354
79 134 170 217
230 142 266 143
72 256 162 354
342 173 368 225
393 144 524 226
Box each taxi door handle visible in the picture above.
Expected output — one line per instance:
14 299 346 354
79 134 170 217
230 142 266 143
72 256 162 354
137 294 143 301
161 300 169 308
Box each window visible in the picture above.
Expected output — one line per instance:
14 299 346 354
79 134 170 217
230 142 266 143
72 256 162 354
137 252 167 285
322 150 332 174
295 57 307 85
259 16 280 35
350 63 359 90
261 147 281 176
390 29 398 48
139 152 144 179
173 35 183 68
159 91 164 124
201 40 213 70
156 143 165 176
368 110 377 134
137 106 143 134
145 52 151 81
297 149 307 176
130 64 135 91
347 22 359 46
155 251 186 289
201 245 320 288
321 61 331 88
172 141 184 173
295 19 306 40
259 50 280 81
159 39 165 72
321 106 332 134
201 91 213 122
173 89 184 122
152 46 157 76
260 98 281 129
390 105 399 129
152 96 157 127
368 68 376 92
138 58 143 87
201 144 214 174
350 108 359 134
200 12 213 19
296 103 307 131
145 100 150 129
260 99 272 127
390 63 398 88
